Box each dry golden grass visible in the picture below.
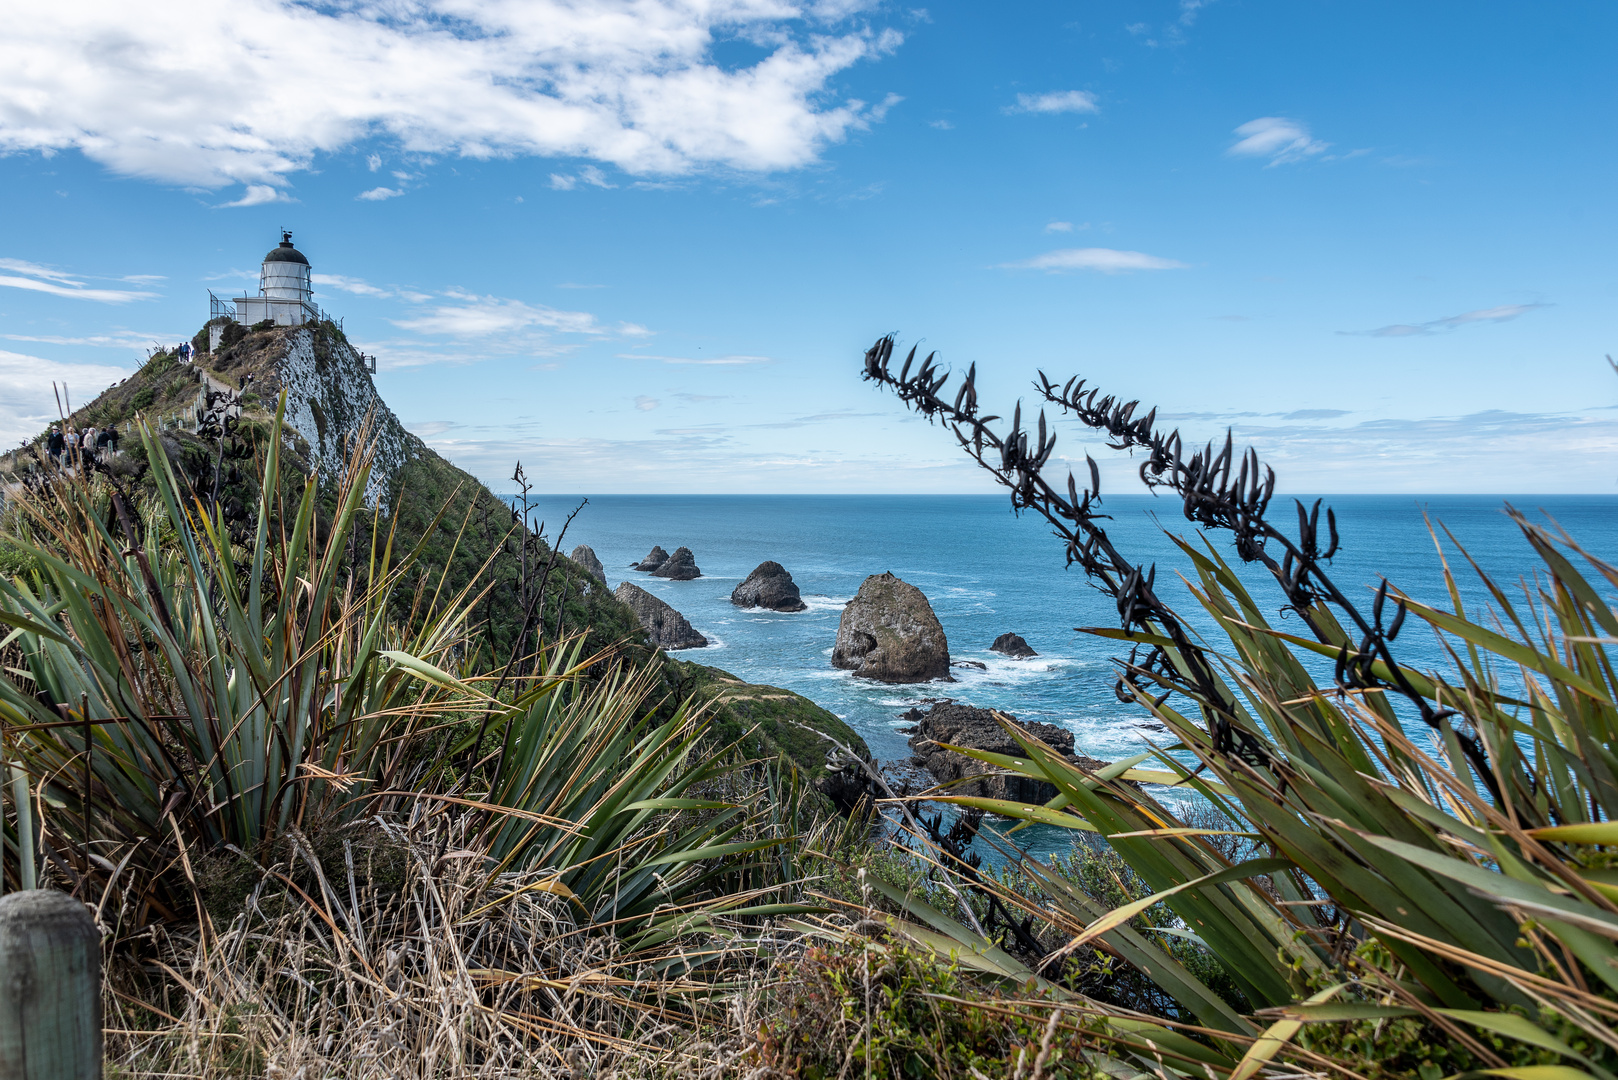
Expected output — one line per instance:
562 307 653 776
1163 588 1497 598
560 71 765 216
101 812 797 1080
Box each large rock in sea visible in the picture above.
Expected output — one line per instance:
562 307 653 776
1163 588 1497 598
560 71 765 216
832 572 950 683
570 544 606 583
990 632 1038 658
652 546 701 580
731 561 807 612
907 701 1107 803
633 545 669 571
613 582 707 650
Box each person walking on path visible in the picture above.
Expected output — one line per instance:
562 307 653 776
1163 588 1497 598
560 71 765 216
46 425 63 467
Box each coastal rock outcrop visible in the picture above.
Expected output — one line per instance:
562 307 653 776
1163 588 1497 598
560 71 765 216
651 546 702 580
831 572 950 683
633 546 669 571
906 701 1107 803
570 544 606 584
613 582 707 650
990 633 1038 659
731 561 808 612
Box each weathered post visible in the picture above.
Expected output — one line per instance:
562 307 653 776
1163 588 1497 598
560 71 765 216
0 891 102 1080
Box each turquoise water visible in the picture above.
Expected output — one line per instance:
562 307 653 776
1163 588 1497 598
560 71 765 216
512 493 1618 772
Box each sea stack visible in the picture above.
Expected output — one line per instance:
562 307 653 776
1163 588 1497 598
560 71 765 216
651 546 701 580
570 544 606 583
731 561 807 612
989 632 1037 658
633 545 669 571
614 582 707 650
831 572 950 683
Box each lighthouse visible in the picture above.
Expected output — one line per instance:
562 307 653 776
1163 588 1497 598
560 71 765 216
233 231 319 327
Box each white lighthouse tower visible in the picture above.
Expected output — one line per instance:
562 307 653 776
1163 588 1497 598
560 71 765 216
233 231 319 327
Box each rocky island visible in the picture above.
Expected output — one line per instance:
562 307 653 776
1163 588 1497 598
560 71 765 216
633 545 669 571
570 544 606 583
990 632 1038 658
731 560 808 612
614 582 708 649
651 545 702 580
905 701 1108 803
832 571 951 682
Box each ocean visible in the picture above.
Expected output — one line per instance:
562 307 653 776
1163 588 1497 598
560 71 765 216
511 492 1618 776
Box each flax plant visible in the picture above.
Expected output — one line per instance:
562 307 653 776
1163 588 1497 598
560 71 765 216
862 338 1618 1077
0 395 474 921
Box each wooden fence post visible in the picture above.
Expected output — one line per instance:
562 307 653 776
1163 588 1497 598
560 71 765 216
0 891 102 1080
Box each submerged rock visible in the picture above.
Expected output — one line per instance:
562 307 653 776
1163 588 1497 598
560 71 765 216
731 560 807 612
906 701 1108 804
651 546 702 580
990 632 1038 658
831 572 951 683
952 660 987 671
569 544 606 583
613 582 707 650
633 545 669 572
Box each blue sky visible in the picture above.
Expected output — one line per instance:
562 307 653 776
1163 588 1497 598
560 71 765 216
1 0 1614 493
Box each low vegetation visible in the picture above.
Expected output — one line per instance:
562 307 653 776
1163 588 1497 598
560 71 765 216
0 340 1613 1077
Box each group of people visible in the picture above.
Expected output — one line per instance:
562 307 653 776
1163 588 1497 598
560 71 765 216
45 423 119 468
177 340 196 363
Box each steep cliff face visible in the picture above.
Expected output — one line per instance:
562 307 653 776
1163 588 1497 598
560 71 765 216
204 323 412 506
267 328 413 506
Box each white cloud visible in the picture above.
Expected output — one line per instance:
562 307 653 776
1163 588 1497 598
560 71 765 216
1007 91 1100 115
2 331 166 352
0 259 157 303
0 259 80 284
635 395 659 411
218 184 295 207
357 186 404 201
549 174 578 191
393 293 599 337
1045 221 1073 233
617 322 654 337
366 154 382 172
928 118 954 130
1000 247 1188 273
1344 303 1550 338
1218 408 1618 494
0 350 132 445
0 0 903 192
616 353 774 365
312 273 390 298
404 420 456 439
1227 117 1328 165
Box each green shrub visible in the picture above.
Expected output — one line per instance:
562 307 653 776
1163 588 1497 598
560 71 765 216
752 943 1106 1079
0 538 36 579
